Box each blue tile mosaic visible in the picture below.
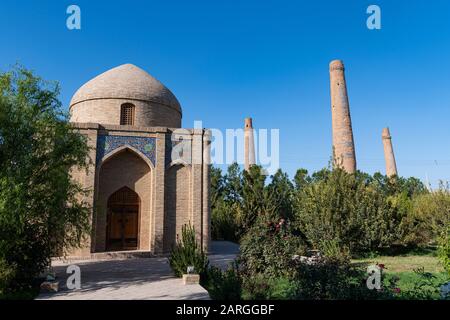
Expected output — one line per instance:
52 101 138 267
96 135 156 166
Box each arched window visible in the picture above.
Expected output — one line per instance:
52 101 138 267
120 103 135 125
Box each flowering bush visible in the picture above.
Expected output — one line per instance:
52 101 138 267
239 215 307 279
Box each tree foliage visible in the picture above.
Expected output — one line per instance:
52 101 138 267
0 66 91 295
410 182 450 244
294 168 407 253
438 225 450 276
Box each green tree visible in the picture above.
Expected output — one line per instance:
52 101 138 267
406 182 450 245
294 168 401 254
294 168 310 191
267 169 295 220
223 163 243 204
210 166 225 211
211 201 241 242
211 165 242 242
371 173 427 198
241 165 267 232
0 66 91 296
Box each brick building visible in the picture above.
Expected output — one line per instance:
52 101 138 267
69 64 211 256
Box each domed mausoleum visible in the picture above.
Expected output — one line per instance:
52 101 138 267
69 64 211 256
70 64 182 128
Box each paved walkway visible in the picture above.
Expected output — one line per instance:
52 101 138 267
208 241 240 270
36 241 239 300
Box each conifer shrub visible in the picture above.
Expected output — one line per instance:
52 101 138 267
169 224 209 278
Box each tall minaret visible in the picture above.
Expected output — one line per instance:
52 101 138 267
382 127 398 177
329 60 357 173
244 117 256 171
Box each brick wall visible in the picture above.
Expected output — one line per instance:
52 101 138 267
163 164 191 251
70 99 181 128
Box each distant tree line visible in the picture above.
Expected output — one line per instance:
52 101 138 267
211 163 449 256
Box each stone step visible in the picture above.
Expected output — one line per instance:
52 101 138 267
52 250 161 264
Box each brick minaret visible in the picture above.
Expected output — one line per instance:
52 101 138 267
244 118 256 171
382 127 398 177
329 60 356 173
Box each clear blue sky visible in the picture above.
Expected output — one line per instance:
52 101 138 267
1 0 450 185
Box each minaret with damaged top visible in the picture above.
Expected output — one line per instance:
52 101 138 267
244 117 256 171
382 127 398 177
329 59 357 173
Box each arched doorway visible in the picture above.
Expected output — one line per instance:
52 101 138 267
97 148 151 252
106 187 140 251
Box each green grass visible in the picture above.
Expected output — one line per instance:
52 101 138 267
353 251 449 299
352 254 444 273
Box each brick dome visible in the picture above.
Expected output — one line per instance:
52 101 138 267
69 64 182 128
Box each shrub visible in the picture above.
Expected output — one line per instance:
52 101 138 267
293 256 385 300
239 215 307 279
239 213 308 299
0 258 15 297
169 224 209 278
438 225 450 276
241 274 299 300
241 257 390 300
203 265 242 300
267 277 299 300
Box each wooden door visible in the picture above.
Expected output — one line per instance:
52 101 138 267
107 187 140 251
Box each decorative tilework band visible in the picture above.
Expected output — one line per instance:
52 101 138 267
96 135 156 166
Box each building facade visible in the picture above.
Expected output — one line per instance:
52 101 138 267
69 64 211 256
